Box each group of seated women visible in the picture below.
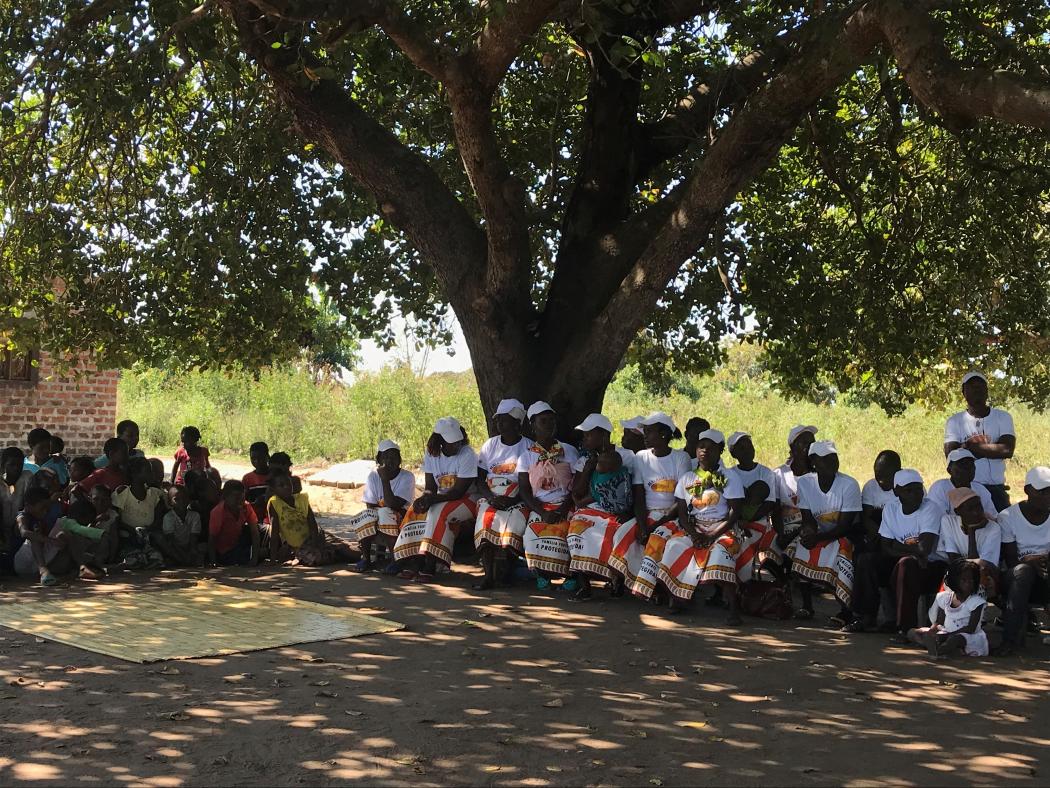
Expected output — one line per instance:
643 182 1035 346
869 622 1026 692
349 395 1050 659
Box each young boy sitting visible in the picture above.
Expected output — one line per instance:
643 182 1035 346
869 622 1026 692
209 480 261 566
14 490 110 583
89 484 122 565
67 456 98 502
268 452 302 494
154 486 204 567
242 441 271 520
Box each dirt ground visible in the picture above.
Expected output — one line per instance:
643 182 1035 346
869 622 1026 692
0 550 1049 788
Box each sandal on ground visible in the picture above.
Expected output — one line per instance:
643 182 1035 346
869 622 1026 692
561 578 580 593
889 630 911 645
793 608 814 621
842 619 869 634
536 576 552 591
570 586 593 602
397 569 418 580
351 559 374 573
39 571 59 587
78 566 103 581
828 614 851 629
381 561 402 575
414 572 435 584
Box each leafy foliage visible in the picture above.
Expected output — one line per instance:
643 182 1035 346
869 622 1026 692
2 1 1049 411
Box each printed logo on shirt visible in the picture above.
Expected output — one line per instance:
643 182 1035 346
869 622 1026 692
691 489 721 509
817 512 838 525
491 461 518 475
649 478 677 494
437 473 457 491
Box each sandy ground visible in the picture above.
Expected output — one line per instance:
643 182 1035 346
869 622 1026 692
0 556 1049 787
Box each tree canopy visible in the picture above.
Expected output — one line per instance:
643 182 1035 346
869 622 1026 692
2 0 1049 421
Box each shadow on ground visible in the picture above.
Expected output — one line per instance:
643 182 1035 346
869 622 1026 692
0 558 1047 787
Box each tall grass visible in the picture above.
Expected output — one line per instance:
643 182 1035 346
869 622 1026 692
119 361 1050 488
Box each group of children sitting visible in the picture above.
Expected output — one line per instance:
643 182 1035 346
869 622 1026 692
0 421 356 589
2 374 1046 662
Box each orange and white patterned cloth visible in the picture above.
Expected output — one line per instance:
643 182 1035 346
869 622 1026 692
350 506 403 540
787 534 855 606
474 499 530 553
657 521 778 602
567 507 629 580
393 498 478 566
523 502 573 576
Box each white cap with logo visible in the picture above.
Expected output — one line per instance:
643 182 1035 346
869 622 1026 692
495 398 526 421
808 440 838 457
576 413 613 433
433 417 464 443
893 468 924 488
527 401 555 420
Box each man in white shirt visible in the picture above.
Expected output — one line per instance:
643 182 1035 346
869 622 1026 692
997 467 1050 655
944 371 1015 512
847 469 945 636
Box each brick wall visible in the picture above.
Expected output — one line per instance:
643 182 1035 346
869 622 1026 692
0 353 119 457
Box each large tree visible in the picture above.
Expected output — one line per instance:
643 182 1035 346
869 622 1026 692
2 0 1049 427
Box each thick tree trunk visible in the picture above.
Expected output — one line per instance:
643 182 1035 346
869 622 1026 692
457 302 625 440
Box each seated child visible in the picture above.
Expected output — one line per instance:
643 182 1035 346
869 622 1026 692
148 458 169 492
89 484 122 565
242 441 272 521
268 472 357 566
908 560 987 659
12 491 107 584
172 426 212 486
47 435 70 488
113 457 166 568
2 446 36 571
67 456 98 502
268 452 302 494
77 438 130 496
352 440 416 572
209 480 261 566
154 486 204 567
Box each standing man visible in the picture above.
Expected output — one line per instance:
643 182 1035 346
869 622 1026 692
944 371 1015 512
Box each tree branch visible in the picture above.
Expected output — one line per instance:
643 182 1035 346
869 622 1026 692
220 1 486 311
877 0 1050 131
469 0 574 94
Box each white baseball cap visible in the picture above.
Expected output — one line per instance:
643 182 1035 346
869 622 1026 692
961 370 987 387
377 439 399 453
527 401 555 420
641 411 678 433
808 440 838 457
1025 466 1050 491
495 398 526 421
433 417 464 443
576 413 613 433
788 425 818 447
727 431 750 450
893 468 924 488
620 417 644 434
696 428 726 445
947 448 976 465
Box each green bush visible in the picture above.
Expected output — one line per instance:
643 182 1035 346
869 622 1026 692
119 361 1049 488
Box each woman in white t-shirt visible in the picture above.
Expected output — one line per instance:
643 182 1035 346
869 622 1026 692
392 417 478 582
907 560 987 658
996 467 1050 655
350 440 417 573
518 402 579 590
772 425 817 548
618 412 691 600
787 440 861 623
473 399 533 590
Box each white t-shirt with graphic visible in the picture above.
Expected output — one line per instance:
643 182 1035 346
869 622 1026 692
478 436 533 496
774 464 805 527
675 464 731 528
999 503 1050 558
725 463 777 502
944 408 1015 485
797 472 862 533
634 449 693 513
422 446 479 494
363 468 417 507
861 479 897 511
878 499 941 545
939 514 1002 566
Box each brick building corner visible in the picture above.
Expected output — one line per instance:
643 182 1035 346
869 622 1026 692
0 353 119 456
